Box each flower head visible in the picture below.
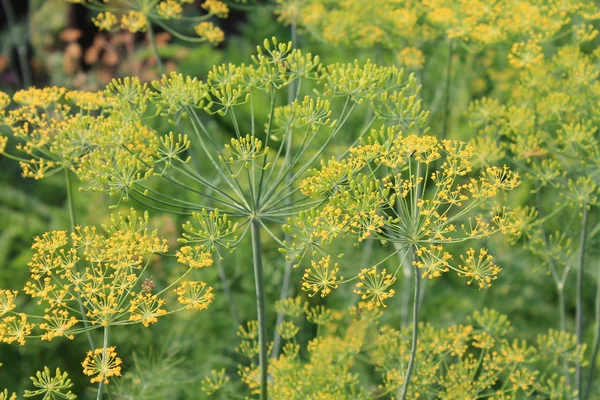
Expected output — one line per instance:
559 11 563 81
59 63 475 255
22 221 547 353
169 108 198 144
82 346 123 384
174 281 215 310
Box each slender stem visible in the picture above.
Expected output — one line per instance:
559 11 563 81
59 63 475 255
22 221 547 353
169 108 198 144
1 0 31 87
271 258 293 359
216 257 240 329
250 219 268 400
584 259 600 400
576 204 590 395
147 23 164 75
441 40 453 139
558 285 566 333
64 169 96 350
64 169 77 229
400 248 421 400
96 325 110 400
271 19 299 359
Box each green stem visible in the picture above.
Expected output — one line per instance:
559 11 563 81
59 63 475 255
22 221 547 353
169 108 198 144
147 23 164 75
96 325 110 400
64 169 96 351
400 248 421 400
271 19 299 359
576 204 590 395
558 285 566 333
1 0 31 87
250 219 268 400
584 257 600 400
65 169 77 228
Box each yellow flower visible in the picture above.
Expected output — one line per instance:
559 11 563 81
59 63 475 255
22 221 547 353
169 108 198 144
354 266 396 309
174 281 215 310
128 293 168 327
176 246 214 268
508 42 544 69
195 22 224 45
0 91 10 109
0 290 17 316
92 12 118 31
0 137 7 154
413 245 452 279
202 0 229 18
82 346 123 384
0 313 34 346
157 0 183 19
301 256 342 298
121 11 148 33
39 309 78 341
397 47 425 70
458 248 501 289
0 390 17 400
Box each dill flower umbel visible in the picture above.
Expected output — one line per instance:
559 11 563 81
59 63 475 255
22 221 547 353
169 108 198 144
301 256 342 298
0 209 214 363
0 290 17 316
457 248 501 289
354 267 397 309
174 281 215 310
194 22 225 45
81 346 123 384
286 129 521 302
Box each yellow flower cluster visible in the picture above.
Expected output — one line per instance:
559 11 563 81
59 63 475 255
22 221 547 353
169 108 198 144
81 346 122 384
74 0 229 45
0 209 213 347
301 256 342 298
287 128 521 300
276 0 599 68
354 267 397 310
372 308 584 398
468 45 600 205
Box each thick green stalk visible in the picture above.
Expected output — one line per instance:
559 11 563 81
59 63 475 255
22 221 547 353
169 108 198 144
584 262 600 400
400 248 421 400
64 169 96 351
96 325 110 400
576 205 590 395
147 23 164 75
251 219 268 400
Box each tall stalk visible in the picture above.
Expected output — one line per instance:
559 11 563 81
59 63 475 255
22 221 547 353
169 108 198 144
65 169 96 351
400 247 421 400
96 325 110 400
272 18 298 359
251 219 268 400
576 204 590 395
147 23 164 75
1 0 32 87
584 261 600 400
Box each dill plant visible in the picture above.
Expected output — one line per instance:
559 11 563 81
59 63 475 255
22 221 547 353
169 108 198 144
275 0 600 138
211 299 585 399
1 37 427 398
283 124 521 397
468 44 600 397
67 0 230 73
0 210 214 398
